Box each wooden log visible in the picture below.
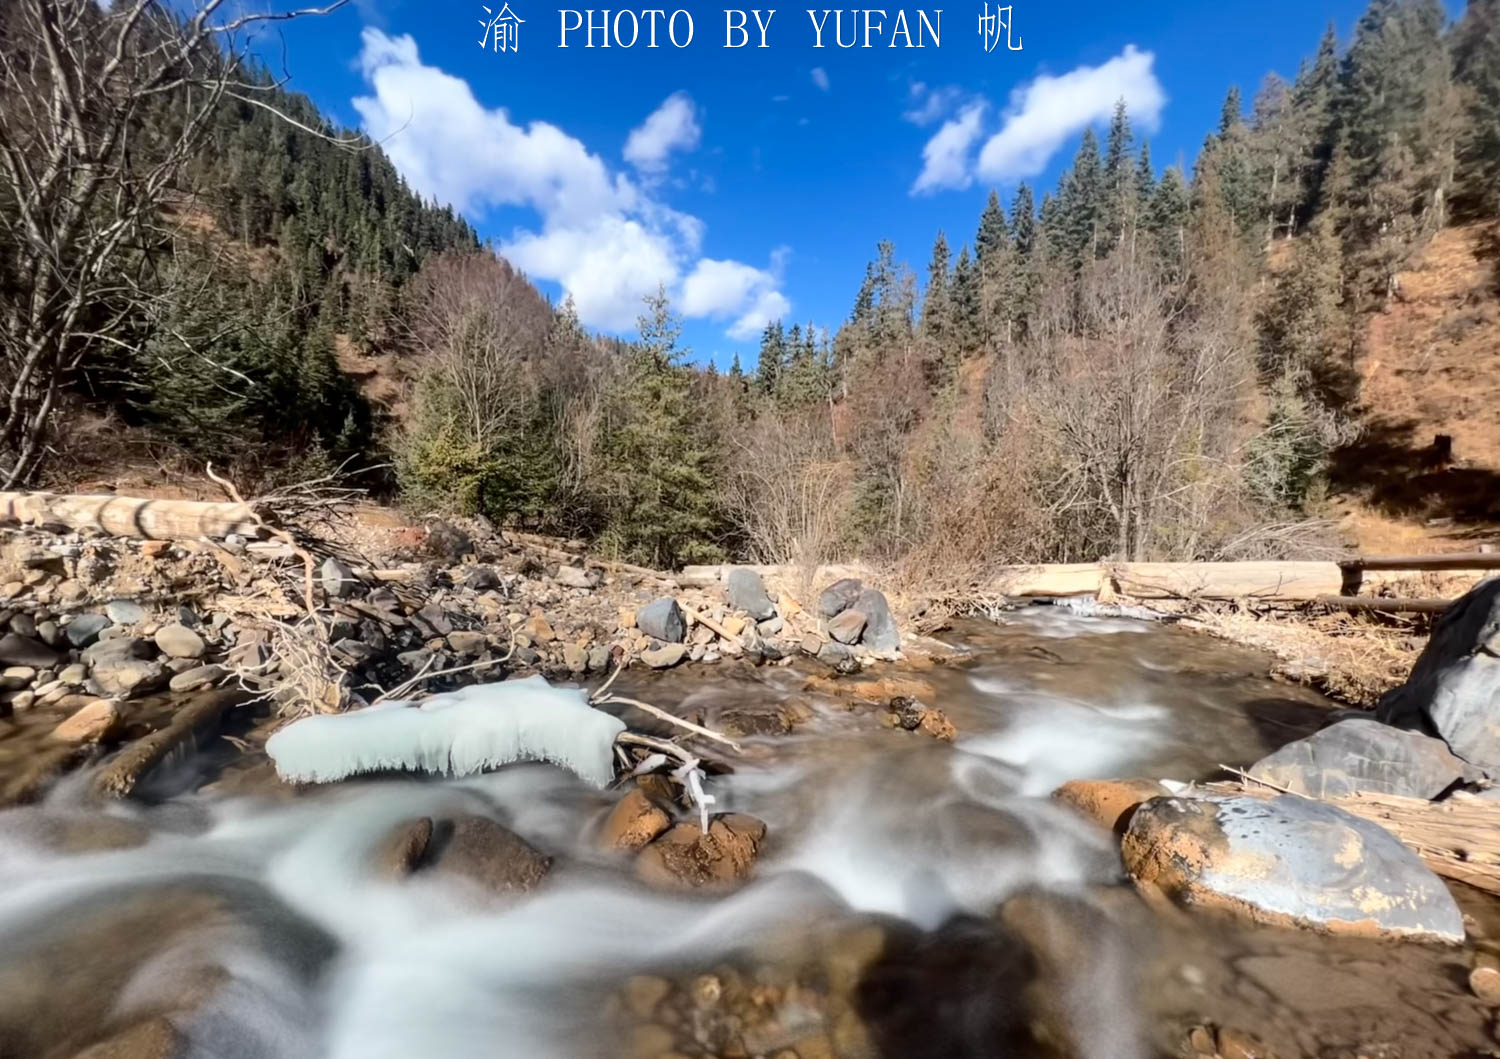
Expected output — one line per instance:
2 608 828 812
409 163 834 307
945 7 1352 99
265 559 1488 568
1313 595 1452 614
1341 552 1500 572
982 563 1106 598
0 491 266 541
1111 561 1347 600
92 691 242 798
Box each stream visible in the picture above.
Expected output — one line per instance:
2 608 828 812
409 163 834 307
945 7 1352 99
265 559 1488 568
0 608 1495 1059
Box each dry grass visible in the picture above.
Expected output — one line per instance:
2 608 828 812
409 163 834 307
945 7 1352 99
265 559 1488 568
1180 604 1428 707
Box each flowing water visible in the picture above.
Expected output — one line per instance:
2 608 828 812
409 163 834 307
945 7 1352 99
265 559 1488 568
0 609 1495 1059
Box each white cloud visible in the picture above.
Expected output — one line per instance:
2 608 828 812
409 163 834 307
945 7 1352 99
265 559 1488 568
624 92 701 175
351 29 787 337
903 82 963 126
911 101 988 195
680 252 790 340
810 67 830 92
976 45 1165 182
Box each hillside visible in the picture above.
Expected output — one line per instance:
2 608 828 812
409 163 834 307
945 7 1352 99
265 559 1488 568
1324 222 1500 550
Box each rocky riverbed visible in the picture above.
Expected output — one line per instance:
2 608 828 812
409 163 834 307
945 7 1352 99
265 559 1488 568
0 520 1497 1059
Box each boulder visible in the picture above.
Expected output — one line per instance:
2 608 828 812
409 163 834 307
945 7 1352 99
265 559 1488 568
555 565 598 590
84 638 165 698
374 817 434 877
818 578 864 618
726 568 776 621
1247 719 1475 800
464 565 500 592
641 642 688 669
320 556 357 599
0 632 61 667
827 609 867 644
428 814 551 895
596 787 671 851
1052 778 1170 834
1377 577 1500 772
50 699 122 744
153 624 207 660
637 597 686 643
635 814 766 891
425 520 475 561
854 588 900 652
1121 794 1464 942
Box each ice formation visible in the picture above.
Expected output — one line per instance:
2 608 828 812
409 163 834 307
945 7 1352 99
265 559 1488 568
265 676 626 788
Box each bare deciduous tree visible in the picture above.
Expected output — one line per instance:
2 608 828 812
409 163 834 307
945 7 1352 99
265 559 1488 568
0 0 345 485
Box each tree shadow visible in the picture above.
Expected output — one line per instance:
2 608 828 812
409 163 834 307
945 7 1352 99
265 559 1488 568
1327 416 1500 522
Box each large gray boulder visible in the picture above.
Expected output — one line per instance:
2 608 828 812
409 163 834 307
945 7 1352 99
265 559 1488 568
1377 577 1500 772
1122 794 1464 943
818 578 864 618
1248 719 1476 800
854 587 900 652
725 568 775 621
637 597 686 643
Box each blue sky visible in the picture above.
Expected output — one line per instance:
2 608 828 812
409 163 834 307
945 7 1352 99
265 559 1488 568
257 0 1464 367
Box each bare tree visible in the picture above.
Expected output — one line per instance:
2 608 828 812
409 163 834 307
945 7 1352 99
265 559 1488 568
0 0 346 486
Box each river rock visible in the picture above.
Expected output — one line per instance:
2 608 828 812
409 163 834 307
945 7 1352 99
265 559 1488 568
446 630 487 656
63 613 111 648
320 556 357 599
854 588 900 652
555 564 597 590
1 665 36 690
1247 719 1475 799
72 1016 185 1059
637 598 686 643
596 787 671 851
154 624 207 660
84 638 165 698
827 609 867 644
104 600 147 625
374 817 434 877
168 665 225 693
1377 577 1500 772
635 815 766 891
464 565 500 591
49 699 122 744
425 519 474 561
1121 793 1464 942
818 578 864 618
1052 778 1170 834
641 642 688 669
428 814 551 895
726 568 775 620
0 632 60 667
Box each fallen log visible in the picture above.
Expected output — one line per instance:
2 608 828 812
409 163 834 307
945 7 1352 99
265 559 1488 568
1341 552 1500 572
0 491 267 541
1313 595 1452 614
1110 561 1347 600
92 691 243 798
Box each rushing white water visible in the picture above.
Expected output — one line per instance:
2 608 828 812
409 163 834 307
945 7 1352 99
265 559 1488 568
0 609 1349 1059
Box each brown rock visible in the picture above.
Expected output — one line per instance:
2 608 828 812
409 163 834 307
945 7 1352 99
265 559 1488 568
621 974 673 1018
826 609 867 645
1471 965 1500 1005
1217 1027 1274 1059
374 817 434 877
917 707 957 742
72 1016 185 1059
522 614 556 643
635 815 766 892
1052 778 1169 835
49 699 121 744
597 788 671 852
428 814 551 895
1187 1025 1216 1055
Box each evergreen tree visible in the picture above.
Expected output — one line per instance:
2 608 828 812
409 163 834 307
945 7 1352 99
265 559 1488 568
1449 0 1500 221
1212 86 1260 235
1056 130 1105 263
1103 100 1136 249
1146 166 1192 276
1291 23 1342 221
1009 184 1040 341
919 231 955 388
952 246 983 358
756 321 787 395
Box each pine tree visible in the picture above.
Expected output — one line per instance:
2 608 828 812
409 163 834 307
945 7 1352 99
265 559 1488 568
1009 184 1040 341
1449 0 1500 221
756 321 787 395
598 287 722 566
919 231 955 389
1291 23 1341 221
1211 86 1259 236
1146 166 1192 276
952 246 983 358
1056 129 1105 263
1134 143 1156 219
1103 100 1136 250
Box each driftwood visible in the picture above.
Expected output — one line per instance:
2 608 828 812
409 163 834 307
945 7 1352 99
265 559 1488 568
92 691 241 798
0 491 266 540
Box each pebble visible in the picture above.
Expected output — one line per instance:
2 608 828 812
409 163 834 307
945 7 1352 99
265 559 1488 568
1 666 36 690
169 665 226 693
154 623 207 659
64 613 111 647
8 613 36 638
49 698 121 744
58 663 88 685
105 600 147 624
1472 965 1500 1005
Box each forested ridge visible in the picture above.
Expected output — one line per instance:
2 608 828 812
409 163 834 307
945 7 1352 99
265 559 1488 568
2 0 1496 576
